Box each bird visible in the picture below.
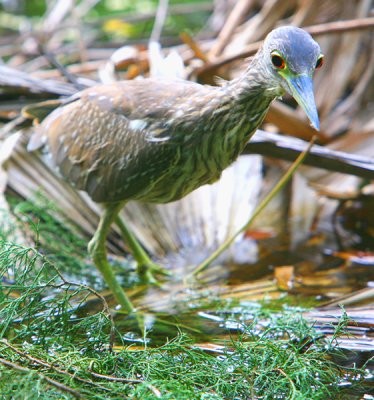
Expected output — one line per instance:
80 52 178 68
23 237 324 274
25 26 323 313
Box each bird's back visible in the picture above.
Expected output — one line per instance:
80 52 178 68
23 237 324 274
28 79 200 202
29 77 271 203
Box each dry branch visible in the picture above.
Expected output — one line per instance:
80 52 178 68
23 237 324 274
195 17 374 75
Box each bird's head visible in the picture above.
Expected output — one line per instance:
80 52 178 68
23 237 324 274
261 26 323 130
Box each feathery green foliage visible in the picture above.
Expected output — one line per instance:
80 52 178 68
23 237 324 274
0 198 370 399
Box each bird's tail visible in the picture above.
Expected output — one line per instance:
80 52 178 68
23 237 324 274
23 99 65 151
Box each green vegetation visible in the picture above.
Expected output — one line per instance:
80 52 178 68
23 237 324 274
0 0 211 40
0 198 369 399
0 2 371 397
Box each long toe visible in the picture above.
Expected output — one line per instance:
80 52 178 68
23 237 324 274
147 262 171 277
137 268 162 286
136 262 171 286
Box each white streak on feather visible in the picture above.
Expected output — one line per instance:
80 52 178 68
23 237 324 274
173 109 184 118
129 119 147 131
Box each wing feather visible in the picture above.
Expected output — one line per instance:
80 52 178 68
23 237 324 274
32 80 191 202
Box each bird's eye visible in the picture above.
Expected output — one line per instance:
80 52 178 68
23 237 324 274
271 53 285 69
315 55 324 69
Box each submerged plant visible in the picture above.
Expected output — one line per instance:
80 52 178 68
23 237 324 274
0 198 369 399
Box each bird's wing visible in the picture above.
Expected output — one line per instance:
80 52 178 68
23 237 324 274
32 80 195 203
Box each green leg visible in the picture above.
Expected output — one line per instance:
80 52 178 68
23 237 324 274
88 202 134 313
115 214 170 283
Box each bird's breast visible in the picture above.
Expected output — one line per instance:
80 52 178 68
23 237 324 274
140 108 266 204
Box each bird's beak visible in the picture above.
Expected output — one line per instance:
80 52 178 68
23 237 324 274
285 74 320 131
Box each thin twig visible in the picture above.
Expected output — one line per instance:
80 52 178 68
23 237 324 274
195 17 374 75
306 17 374 36
180 32 209 62
47 260 117 351
0 357 83 399
38 44 86 90
1 339 111 392
276 368 297 400
88 369 143 384
209 0 256 58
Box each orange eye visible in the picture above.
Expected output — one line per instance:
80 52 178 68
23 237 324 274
271 54 285 69
315 55 324 69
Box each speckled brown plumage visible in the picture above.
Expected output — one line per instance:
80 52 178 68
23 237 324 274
28 64 278 204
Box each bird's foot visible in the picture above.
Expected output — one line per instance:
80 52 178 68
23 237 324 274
137 261 170 286
147 262 171 277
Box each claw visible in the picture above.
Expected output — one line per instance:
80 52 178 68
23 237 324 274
147 263 171 277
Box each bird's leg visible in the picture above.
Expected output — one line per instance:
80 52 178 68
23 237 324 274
88 202 134 313
115 215 170 283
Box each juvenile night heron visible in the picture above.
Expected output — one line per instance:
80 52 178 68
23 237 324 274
27 26 323 313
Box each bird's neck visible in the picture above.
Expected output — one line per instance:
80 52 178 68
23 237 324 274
224 55 282 104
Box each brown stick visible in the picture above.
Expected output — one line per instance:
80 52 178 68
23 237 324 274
0 357 83 399
209 0 256 58
180 32 209 62
305 17 374 36
89 369 143 384
1 339 111 392
195 17 374 75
